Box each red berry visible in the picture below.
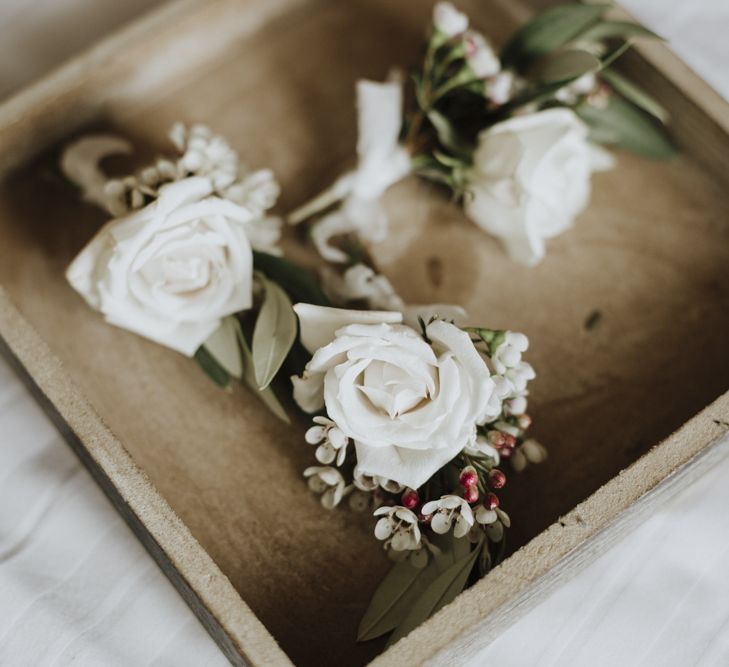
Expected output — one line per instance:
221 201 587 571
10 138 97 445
401 489 419 510
484 492 500 510
463 485 479 504
489 469 506 489
503 435 517 449
459 466 478 488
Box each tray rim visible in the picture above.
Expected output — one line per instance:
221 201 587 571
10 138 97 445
1 0 729 665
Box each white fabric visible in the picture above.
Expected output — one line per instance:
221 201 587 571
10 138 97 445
0 357 228 667
0 1 728 666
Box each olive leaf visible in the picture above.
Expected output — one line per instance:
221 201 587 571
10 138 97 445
253 251 330 307
252 275 297 390
357 559 431 642
601 68 669 123
385 540 482 647
501 4 610 68
194 345 231 388
579 20 662 44
236 321 290 423
202 316 243 379
537 49 602 85
577 95 675 159
358 533 468 642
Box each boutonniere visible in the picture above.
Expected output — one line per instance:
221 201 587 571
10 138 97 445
289 300 544 644
60 123 327 419
289 1 673 265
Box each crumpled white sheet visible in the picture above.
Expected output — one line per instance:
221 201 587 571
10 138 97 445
0 357 228 667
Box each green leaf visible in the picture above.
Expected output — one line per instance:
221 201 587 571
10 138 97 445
538 49 602 85
194 345 230 387
253 252 330 307
577 95 675 159
237 324 291 423
386 541 481 647
252 275 297 390
358 560 428 641
501 4 610 68
427 110 471 157
579 20 662 43
601 68 669 122
202 316 243 379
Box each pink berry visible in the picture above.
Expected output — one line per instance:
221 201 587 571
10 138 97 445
503 435 517 449
401 489 419 510
489 469 506 489
459 466 478 488
488 431 506 447
518 414 532 429
484 492 500 510
463 485 479 504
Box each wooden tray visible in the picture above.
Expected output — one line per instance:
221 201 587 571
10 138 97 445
1 1 729 665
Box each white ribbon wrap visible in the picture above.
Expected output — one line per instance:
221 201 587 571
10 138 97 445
289 78 411 262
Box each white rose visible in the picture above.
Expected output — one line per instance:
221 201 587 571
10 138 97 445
67 176 279 355
291 304 494 489
433 2 469 37
464 108 614 265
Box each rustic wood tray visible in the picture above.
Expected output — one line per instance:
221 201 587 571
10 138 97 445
1 1 728 665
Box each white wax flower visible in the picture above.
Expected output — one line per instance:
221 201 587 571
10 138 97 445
464 31 500 78
464 108 615 265
303 466 350 509
373 506 422 551
66 177 280 355
492 331 529 375
305 415 349 466
291 304 494 489
289 78 411 262
433 2 469 37
421 495 474 538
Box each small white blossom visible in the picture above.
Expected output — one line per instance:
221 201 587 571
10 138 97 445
225 168 281 218
373 506 422 551
305 416 349 466
502 361 536 395
170 123 239 191
353 466 405 494
555 72 598 105
492 332 529 375
464 31 500 78
303 466 351 509
422 495 474 538
505 395 528 416
486 70 517 105
433 2 469 37
464 434 501 464
475 506 498 525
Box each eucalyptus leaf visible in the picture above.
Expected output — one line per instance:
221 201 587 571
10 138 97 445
237 325 290 423
538 49 602 85
252 251 330 307
601 68 669 122
194 345 230 388
579 20 662 44
386 542 481 647
577 95 675 159
501 4 610 68
203 316 243 379
252 276 297 390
